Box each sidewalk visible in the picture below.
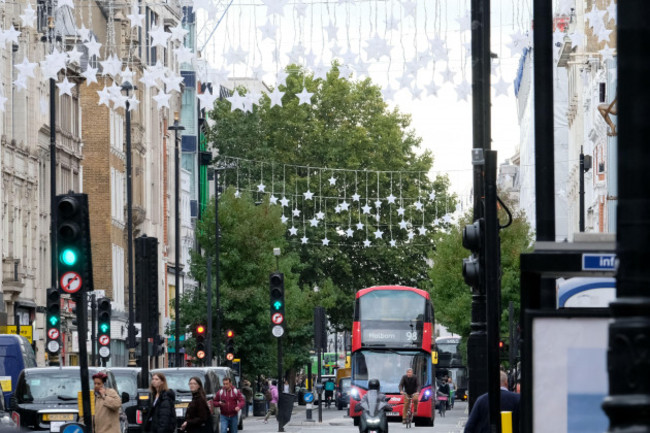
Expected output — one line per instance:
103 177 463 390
248 402 352 427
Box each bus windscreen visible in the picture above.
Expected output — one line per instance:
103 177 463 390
351 350 430 394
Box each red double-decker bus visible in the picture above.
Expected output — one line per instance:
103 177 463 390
349 285 436 427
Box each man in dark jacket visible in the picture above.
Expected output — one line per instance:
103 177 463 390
398 368 420 424
213 377 245 433
464 371 520 433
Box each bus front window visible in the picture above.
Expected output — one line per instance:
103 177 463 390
351 350 429 394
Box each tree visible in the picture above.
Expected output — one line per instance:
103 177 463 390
428 204 533 342
179 189 316 377
204 64 456 330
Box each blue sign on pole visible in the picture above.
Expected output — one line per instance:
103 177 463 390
304 392 314 403
61 423 86 433
582 254 616 271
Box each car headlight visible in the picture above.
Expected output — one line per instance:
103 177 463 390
366 417 381 425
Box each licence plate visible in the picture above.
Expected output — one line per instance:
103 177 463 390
175 408 184 417
44 414 75 421
50 422 64 432
387 412 401 417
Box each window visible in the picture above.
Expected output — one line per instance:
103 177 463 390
110 110 125 155
111 168 125 224
112 244 125 309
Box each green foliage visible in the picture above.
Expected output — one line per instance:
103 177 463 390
204 64 456 330
428 205 533 344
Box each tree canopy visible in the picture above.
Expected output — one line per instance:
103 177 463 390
182 64 457 378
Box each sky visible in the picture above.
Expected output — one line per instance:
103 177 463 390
195 0 532 198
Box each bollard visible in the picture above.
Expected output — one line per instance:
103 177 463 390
501 411 513 433
305 403 315 422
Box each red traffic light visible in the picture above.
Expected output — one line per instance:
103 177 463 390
196 325 206 335
226 329 234 338
499 341 504 349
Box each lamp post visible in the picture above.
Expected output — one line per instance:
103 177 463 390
214 169 221 366
121 80 138 366
168 113 185 367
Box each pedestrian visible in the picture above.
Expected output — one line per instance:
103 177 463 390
213 377 245 433
92 372 122 433
263 380 279 424
324 378 335 408
180 377 211 433
464 371 521 433
240 380 254 418
447 376 456 409
398 368 420 424
143 372 177 433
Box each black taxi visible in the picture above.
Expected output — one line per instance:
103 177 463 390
11 367 128 432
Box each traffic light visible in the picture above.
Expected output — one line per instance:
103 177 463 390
225 329 235 361
499 340 509 361
97 297 111 360
269 272 285 337
55 194 93 296
195 324 206 360
462 218 484 289
46 288 61 355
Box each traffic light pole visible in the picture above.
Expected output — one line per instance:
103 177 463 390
75 292 93 432
206 257 213 365
468 0 490 411
484 151 502 433
91 294 96 366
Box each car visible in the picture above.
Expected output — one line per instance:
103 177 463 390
151 368 220 432
11 367 128 432
335 376 351 410
206 367 244 430
110 367 146 433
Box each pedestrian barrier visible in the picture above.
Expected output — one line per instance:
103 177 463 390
501 411 512 433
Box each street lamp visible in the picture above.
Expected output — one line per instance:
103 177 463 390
168 112 185 367
121 80 138 366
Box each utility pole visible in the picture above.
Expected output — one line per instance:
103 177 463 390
468 0 491 411
603 2 650 431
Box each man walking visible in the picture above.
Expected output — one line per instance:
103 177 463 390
213 377 245 433
464 371 520 433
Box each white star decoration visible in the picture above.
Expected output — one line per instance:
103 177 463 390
296 87 314 105
268 87 285 108
303 190 314 200
56 77 75 96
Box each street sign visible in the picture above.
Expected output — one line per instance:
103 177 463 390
582 253 616 271
272 325 284 337
226 353 234 361
197 350 206 359
48 328 60 340
0 325 34 343
99 335 110 346
304 392 314 403
272 313 284 325
98 346 110 358
61 423 86 433
60 271 82 294
47 340 60 353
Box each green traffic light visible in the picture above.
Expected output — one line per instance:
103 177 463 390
60 248 78 266
48 316 59 326
99 323 110 333
273 300 283 310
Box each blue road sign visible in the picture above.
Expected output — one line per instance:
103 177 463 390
582 254 616 271
304 392 314 403
61 423 86 433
